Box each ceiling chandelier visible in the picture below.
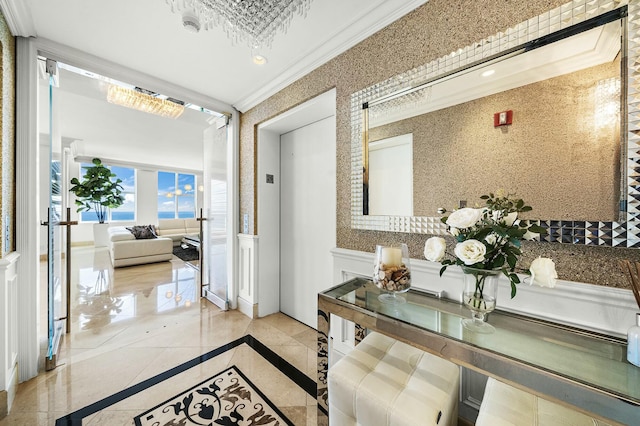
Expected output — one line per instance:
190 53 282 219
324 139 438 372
107 85 185 119
166 0 313 60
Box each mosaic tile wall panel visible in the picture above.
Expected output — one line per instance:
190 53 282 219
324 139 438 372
351 0 640 247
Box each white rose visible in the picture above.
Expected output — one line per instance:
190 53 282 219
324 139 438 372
454 239 486 265
505 211 518 226
492 210 518 226
424 237 446 262
484 233 498 246
446 208 482 229
449 227 460 237
529 257 557 288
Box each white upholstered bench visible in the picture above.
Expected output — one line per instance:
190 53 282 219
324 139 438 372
328 331 459 426
476 377 613 426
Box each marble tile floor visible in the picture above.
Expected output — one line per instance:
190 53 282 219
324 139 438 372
2 246 318 425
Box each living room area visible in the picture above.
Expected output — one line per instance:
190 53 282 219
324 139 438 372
39 61 224 268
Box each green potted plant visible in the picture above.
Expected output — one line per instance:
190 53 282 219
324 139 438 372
69 158 124 246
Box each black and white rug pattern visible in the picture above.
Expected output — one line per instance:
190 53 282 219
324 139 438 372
173 245 200 262
135 365 291 426
55 335 316 426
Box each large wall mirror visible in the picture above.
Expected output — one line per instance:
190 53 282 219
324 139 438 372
351 1 640 247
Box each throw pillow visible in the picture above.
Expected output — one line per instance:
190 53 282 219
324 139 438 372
126 225 158 240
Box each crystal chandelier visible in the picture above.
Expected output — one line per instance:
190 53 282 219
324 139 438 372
107 85 185 119
166 0 313 52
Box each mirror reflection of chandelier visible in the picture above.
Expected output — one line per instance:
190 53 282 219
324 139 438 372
166 184 193 198
165 0 314 52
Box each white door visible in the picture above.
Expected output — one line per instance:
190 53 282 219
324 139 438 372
280 116 336 328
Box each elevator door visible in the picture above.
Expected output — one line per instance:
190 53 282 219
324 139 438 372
279 116 336 328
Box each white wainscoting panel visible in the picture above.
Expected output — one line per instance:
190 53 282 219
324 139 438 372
0 252 20 417
237 234 258 319
332 248 637 337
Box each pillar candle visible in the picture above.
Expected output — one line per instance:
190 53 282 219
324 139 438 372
381 247 402 266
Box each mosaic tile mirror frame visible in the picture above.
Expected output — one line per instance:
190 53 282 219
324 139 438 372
351 0 640 247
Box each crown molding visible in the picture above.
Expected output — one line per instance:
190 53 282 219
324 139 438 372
0 0 36 36
232 0 428 112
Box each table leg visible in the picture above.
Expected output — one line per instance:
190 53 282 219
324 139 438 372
355 323 366 345
317 300 330 424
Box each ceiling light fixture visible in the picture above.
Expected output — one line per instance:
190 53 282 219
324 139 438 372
166 0 313 53
481 69 496 77
107 85 185 119
252 53 268 65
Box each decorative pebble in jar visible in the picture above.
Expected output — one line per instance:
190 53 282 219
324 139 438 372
373 243 411 304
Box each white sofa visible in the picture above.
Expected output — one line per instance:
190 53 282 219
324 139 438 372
155 218 200 247
107 226 173 268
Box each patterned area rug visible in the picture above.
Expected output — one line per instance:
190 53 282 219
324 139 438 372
135 365 292 426
173 245 199 262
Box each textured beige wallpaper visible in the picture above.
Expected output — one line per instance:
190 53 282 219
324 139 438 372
369 59 621 221
0 11 15 257
239 0 640 289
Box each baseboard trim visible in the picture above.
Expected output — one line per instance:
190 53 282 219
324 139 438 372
70 241 94 247
0 363 18 419
0 389 6 418
237 297 258 319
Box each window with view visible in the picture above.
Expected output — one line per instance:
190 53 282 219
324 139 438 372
79 164 136 222
157 171 196 219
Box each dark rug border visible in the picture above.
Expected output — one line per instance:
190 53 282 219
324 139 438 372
134 365 294 426
54 334 317 425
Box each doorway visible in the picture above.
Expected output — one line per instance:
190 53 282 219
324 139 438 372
16 37 238 378
37 58 233 360
257 89 336 329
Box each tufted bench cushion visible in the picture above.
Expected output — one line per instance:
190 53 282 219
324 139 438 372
328 331 459 426
476 377 612 426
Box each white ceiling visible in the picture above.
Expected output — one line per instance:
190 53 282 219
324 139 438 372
39 65 219 172
3 0 427 172
4 0 428 112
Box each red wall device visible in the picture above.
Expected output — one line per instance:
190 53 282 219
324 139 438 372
494 110 513 127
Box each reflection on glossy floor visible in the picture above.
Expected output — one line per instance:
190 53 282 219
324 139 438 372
2 247 318 425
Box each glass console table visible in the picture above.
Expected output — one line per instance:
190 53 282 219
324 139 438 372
317 278 640 425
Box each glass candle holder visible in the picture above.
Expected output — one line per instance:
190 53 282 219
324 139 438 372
373 243 411 304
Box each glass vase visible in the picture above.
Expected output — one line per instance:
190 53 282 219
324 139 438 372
373 243 411 304
461 266 501 333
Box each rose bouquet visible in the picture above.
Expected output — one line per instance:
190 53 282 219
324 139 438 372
424 192 557 298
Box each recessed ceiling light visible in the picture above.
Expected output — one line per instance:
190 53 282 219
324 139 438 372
481 69 495 77
253 54 268 65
